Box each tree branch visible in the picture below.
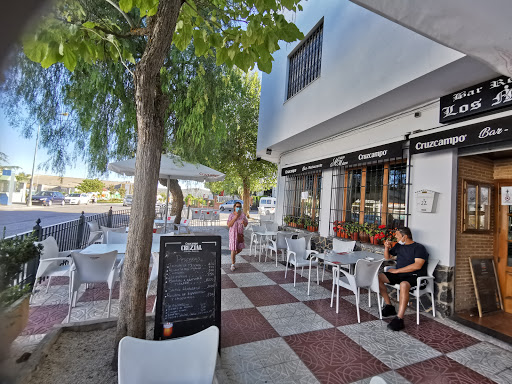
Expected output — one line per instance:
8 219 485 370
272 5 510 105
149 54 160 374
104 0 136 29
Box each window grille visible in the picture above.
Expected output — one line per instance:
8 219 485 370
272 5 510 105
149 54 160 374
284 170 322 226
287 22 323 99
330 156 410 236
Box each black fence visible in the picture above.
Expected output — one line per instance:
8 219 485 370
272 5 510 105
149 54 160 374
5 207 131 290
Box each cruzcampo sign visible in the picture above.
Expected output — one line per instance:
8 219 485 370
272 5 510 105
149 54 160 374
281 141 403 176
439 75 512 123
410 115 512 155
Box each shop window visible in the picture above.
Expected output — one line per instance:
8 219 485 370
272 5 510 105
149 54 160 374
463 180 491 231
287 21 323 99
330 160 409 235
283 171 322 228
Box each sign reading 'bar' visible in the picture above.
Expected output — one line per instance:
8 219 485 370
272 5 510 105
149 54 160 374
410 115 512 155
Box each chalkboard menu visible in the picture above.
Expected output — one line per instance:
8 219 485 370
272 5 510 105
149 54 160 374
154 235 221 341
469 258 503 317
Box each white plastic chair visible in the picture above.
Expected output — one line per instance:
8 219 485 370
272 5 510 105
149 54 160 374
147 252 159 313
173 218 191 234
249 225 265 259
191 209 202 225
264 222 279 232
266 232 295 266
106 231 129 244
100 226 126 243
87 221 102 245
298 233 313 250
31 236 74 301
383 258 439 324
67 250 119 323
259 215 271 224
212 210 220 225
202 210 213 226
331 258 384 322
285 237 320 294
322 239 356 280
118 326 220 384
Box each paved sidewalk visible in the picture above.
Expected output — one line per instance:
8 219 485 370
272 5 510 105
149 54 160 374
9 226 512 383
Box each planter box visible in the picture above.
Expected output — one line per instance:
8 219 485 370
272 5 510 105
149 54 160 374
0 294 30 359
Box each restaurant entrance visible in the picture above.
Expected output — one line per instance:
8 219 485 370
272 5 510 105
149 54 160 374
454 150 512 340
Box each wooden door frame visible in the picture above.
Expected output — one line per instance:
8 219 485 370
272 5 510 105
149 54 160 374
495 180 512 312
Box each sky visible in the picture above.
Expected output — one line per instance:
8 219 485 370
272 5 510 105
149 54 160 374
0 112 205 189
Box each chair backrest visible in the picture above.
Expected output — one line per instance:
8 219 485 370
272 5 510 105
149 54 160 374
106 231 129 244
260 215 271 223
35 236 59 260
427 258 439 277
285 237 308 260
191 210 202 219
180 218 189 226
149 252 159 282
118 326 219 384
212 211 220 220
298 233 313 250
203 211 213 222
71 251 118 283
100 226 126 243
251 225 266 234
276 232 295 249
354 259 384 291
332 239 356 253
87 221 100 232
264 222 279 232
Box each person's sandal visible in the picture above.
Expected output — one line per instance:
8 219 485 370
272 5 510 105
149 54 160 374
230 264 236 271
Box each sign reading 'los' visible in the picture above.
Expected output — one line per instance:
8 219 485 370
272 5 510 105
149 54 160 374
440 75 512 123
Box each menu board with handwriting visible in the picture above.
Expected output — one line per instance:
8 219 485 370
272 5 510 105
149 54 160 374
154 236 221 340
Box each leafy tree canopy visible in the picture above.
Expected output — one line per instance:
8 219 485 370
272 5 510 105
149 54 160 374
77 178 104 192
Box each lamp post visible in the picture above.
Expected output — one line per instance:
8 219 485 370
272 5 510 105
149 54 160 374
27 113 69 207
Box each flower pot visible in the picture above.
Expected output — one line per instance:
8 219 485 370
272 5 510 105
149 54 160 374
359 232 369 243
298 224 304 229
370 236 379 245
350 232 359 241
343 232 349 239
313 227 318 232
0 294 30 360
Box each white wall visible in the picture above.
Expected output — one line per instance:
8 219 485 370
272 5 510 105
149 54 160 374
258 0 468 155
408 149 458 267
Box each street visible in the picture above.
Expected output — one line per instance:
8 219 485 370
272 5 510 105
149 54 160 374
0 203 259 237
0 203 130 237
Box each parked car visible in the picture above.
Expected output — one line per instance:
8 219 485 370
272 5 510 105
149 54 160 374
123 194 133 206
64 193 90 205
31 191 65 206
219 199 243 211
258 197 277 215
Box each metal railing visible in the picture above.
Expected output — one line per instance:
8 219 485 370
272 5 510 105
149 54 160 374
5 207 131 289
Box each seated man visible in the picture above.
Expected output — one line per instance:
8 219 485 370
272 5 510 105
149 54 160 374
379 227 429 331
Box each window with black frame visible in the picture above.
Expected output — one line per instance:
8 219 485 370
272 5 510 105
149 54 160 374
283 170 322 230
287 21 323 100
330 158 409 236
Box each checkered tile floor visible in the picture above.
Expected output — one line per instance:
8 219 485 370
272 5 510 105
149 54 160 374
14 226 512 384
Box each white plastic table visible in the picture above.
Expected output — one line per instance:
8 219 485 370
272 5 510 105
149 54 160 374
254 230 279 256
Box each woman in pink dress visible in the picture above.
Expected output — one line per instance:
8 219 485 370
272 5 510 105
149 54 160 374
227 201 248 271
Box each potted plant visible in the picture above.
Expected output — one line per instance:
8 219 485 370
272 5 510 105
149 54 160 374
359 222 371 243
283 216 291 226
297 217 305 229
312 219 318 232
345 222 360 241
0 233 42 359
386 227 398 247
368 224 386 245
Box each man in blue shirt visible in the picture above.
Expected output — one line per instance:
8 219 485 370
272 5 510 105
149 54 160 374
379 227 429 331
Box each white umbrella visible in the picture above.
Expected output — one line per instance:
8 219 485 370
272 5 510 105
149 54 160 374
108 154 225 230
350 0 512 77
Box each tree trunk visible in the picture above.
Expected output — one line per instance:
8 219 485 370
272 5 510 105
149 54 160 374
114 0 183 367
242 178 251 218
159 178 183 224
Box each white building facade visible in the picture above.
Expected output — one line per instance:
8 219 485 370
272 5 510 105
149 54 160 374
258 0 512 321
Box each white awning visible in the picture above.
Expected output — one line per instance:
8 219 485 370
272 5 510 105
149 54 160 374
350 0 512 77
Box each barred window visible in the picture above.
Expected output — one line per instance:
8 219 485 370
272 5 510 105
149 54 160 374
330 158 409 235
284 171 322 228
287 22 323 99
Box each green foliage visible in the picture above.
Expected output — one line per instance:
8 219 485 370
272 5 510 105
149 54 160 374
77 178 105 193
119 187 127 198
201 69 277 199
15 172 31 184
0 234 42 304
